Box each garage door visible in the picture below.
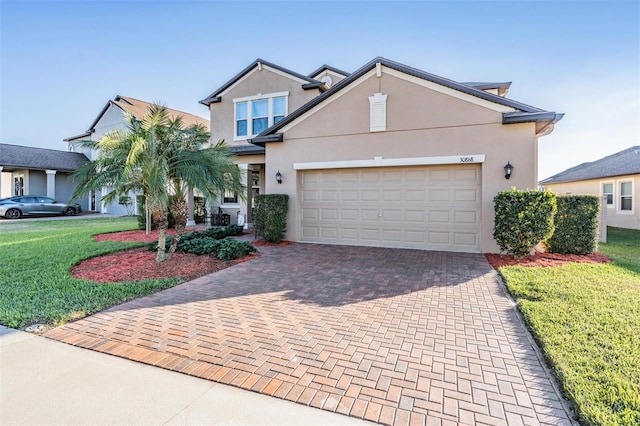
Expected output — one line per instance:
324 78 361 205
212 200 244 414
300 164 481 252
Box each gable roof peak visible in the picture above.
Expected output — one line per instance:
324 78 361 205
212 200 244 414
64 95 209 141
308 64 351 78
250 56 562 145
200 59 324 106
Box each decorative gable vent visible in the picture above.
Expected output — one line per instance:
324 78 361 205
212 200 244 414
368 93 387 132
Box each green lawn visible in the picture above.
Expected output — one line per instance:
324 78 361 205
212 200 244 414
499 227 640 426
0 217 180 329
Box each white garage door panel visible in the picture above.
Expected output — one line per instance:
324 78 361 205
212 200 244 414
300 164 481 252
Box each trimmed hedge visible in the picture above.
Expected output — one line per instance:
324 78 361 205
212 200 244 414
254 194 289 243
547 195 600 254
493 189 557 258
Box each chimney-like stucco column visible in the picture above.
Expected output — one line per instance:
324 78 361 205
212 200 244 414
186 189 196 227
238 164 251 229
45 170 57 199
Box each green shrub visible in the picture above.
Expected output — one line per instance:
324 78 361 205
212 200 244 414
547 195 600 254
202 227 227 240
493 189 557 258
175 236 256 260
223 224 244 236
151 226 255 260
178 237 221 255
213 238 257 260
254 194 289 243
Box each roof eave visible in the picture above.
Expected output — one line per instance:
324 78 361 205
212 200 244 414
302 82 326 90
248 133 284 147
199 96 221 106
63 131 92 142
229 145 266 155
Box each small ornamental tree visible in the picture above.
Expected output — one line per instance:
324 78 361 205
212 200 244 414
254 194 289 243
547 195 600 254
493 189 557 258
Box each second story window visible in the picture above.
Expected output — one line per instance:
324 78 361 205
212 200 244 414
234 92 288 139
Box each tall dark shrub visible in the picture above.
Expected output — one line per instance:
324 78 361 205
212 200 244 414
547 195 600 254
254 194 289 243
493 189 557 258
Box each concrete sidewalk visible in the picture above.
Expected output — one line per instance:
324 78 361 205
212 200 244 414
0 326 370 425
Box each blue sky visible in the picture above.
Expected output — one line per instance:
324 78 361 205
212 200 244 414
1 0 638 180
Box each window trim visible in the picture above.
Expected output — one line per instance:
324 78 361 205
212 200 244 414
601 181 614 208
617 179 634 214
233 91 289 140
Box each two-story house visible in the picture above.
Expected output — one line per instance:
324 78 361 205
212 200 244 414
199 60 350 227
200 57 562 253
65 95 209 215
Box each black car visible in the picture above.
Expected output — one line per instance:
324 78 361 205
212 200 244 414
0 196 81 219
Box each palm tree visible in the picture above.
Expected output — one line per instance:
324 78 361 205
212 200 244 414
72 104 244 262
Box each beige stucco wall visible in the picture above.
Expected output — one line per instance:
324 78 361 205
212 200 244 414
544 174 640 230
208 66 320 147
263 70 539 252
206 65 323 223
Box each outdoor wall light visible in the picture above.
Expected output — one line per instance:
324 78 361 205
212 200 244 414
504 161 514 180
276 170 282 184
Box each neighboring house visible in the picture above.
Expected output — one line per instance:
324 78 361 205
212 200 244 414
540 146 640 230
0 143 89 202
65 95 209 214
201 56 563 253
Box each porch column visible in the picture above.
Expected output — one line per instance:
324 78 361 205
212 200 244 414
186 189 195 227
238 164 251 229
45 170 56 199
0 166 3 198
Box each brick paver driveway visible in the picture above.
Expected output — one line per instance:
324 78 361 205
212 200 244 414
45 244 573 425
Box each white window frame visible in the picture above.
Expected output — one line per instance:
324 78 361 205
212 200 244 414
601 181 614 208
220 169 241 207
233 91 289 141
617 179 634 214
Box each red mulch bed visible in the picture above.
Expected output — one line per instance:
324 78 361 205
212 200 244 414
253 239 293 247
485 252 610 269
75 229 257 283
94 229 193 243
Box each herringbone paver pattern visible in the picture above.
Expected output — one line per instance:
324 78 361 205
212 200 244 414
45 244 573 425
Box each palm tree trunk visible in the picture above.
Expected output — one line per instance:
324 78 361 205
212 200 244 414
167 197 188 259
151 206 169 262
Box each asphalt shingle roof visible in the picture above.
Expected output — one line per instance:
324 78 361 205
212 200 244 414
540 146 640 184
0 144 89 172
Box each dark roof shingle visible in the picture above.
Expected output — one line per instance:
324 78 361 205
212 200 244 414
540 146 640 184
0 144 89 172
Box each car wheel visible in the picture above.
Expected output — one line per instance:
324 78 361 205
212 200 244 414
5 208 21 219
63 207 76 216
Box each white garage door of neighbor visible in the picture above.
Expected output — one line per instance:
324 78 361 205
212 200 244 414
300 164 481 252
